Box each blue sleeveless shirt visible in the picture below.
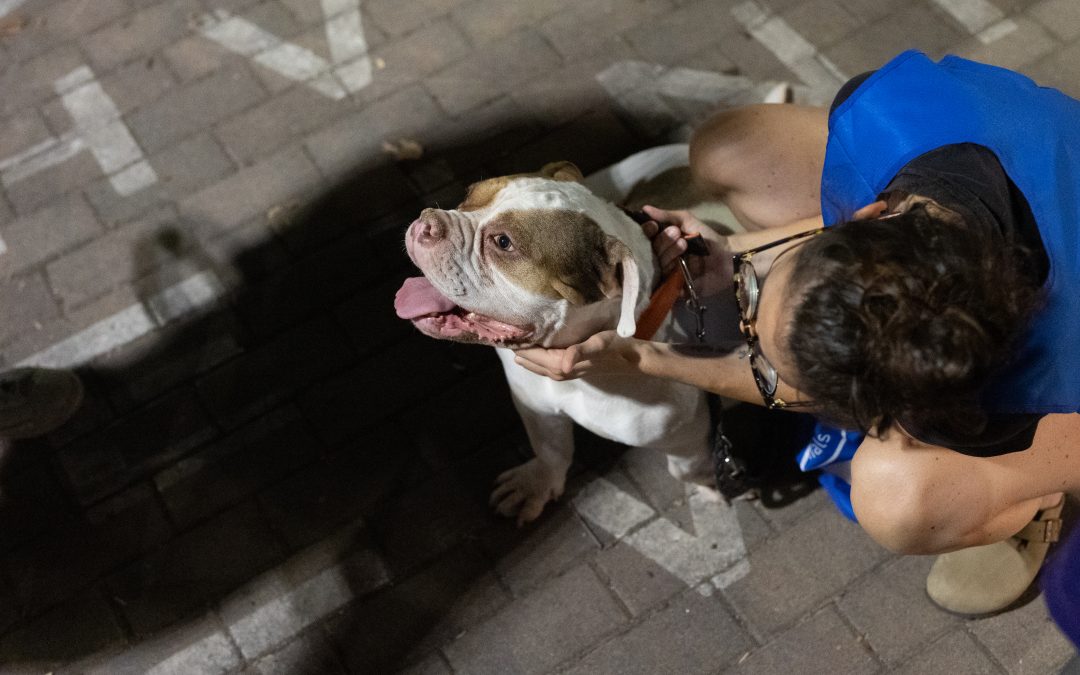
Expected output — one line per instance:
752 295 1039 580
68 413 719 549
821 50 1080 413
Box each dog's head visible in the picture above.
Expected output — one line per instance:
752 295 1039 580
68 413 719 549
394 162 655 348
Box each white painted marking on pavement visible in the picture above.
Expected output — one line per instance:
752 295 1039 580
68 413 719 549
931 0 1003 33
226 566 355 658
731 1 845 100
574 478 750 589
0 66 157 197
976 17 1018 43
0 0 29 19
711 558 751 590
930 0 1017 43
595 60 689 136
0 133 85 184
143 269 226 325
54 64 95 93
196 0 372 100
321 0 372 92
595 61 806 138
58 67 159 195
573 477 656 539
16 270 225 369
143 633 239 675
17 304 156 369
197 10 347 99
109 160 158 196
223 526 390 660
75 522 390 672
656 67 767 103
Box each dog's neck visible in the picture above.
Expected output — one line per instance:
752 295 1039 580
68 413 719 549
540 298 624 348
533 248 663 349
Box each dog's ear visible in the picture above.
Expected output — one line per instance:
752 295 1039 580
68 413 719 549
601 238 641 338
539 161 585 183
549 235 640 336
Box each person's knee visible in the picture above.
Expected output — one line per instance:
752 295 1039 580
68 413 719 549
850 453 946 555
688 107 760 195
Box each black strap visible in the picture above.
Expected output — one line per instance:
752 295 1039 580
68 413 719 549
711 405 751 501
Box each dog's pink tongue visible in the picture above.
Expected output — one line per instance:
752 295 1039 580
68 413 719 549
395 277 458 319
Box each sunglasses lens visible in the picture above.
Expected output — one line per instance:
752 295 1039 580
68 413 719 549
736 261 758 321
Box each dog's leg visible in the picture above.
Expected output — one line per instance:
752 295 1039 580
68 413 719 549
491 398 574 527
653 393 722 500
665 453 723 502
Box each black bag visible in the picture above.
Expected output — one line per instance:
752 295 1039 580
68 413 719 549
711 400 819 506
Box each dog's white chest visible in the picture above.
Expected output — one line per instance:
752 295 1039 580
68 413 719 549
495 348 704 449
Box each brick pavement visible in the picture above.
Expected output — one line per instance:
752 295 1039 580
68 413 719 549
0 0 1076 673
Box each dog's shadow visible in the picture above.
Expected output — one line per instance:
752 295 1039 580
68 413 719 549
0 111 819 672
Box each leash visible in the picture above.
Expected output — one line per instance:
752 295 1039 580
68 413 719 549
621 208 748 502
620 209 709 341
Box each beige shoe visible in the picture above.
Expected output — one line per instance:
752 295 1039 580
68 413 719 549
926 498 1064 617
0 368 84 439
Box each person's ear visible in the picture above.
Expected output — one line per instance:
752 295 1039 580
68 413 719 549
852 200 888 221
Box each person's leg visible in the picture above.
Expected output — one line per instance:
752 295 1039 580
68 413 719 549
849 417 1076 554
689 104 829 230
850 416 1076 615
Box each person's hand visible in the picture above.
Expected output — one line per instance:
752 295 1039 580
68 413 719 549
638 205 732 297
513 331 645 381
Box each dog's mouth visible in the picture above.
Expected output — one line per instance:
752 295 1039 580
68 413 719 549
394 277 533 345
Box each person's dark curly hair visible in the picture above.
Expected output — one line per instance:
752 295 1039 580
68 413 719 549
787 203 1043 437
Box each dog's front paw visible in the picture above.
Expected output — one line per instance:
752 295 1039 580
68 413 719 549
489 459 564 527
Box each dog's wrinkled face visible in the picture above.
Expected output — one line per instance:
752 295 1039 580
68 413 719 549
395 162 652 348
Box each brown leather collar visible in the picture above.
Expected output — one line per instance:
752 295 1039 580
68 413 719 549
634 268 686 340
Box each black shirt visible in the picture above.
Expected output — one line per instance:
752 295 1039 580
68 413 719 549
830 73 1050 456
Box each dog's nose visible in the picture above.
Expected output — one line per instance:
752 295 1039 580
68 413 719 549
416 208 446 244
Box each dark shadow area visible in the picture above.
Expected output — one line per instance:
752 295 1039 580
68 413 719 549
0 105 820 672
719 404 819 508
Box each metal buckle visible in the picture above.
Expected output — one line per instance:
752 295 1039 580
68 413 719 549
711 424 749 502
1019 517 1062 543
1043 519 1062 543
678 257 706 342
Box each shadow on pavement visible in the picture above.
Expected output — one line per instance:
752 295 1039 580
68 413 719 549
0 107 818 672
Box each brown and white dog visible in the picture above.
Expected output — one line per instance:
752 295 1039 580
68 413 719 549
395 162 712 525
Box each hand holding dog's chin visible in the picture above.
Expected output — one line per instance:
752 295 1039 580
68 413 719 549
513 331 646 380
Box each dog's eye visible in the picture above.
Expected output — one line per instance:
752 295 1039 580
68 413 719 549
493 234 515 252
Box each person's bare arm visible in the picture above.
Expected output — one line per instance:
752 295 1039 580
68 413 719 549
638 340 763 403
726 214 824 251
513 331 764 405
